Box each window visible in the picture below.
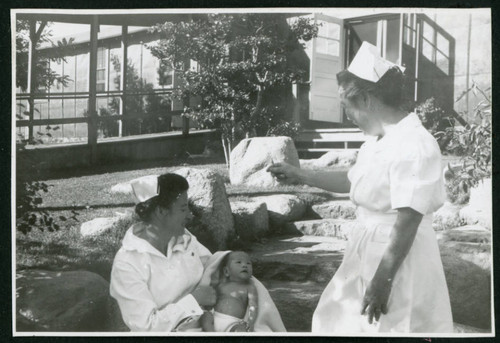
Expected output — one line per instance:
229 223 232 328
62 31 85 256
419 18 451 75
158 60 174 87
96 46 106 92
403 14 417 48
315 20 340 56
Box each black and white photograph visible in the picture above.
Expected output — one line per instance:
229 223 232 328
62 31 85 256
12 6 493 338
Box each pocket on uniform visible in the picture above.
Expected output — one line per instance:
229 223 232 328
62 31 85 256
360 224 391 282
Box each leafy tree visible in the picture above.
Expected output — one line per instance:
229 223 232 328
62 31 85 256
16 20 73 233
16 20 73 93
148 13 318 167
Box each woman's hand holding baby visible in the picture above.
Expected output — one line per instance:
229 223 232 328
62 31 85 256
192 285 217 307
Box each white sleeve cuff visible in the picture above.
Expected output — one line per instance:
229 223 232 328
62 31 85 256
176 294 204 316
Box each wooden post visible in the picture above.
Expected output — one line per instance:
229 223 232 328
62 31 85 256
88 15 99 165
119 25 128 137
27 19 36 142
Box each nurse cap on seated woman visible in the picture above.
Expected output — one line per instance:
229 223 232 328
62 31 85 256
267 42 453 333
110 173 216 332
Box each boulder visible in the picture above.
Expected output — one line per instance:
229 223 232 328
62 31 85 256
310 149 358 168
175 167 235 251
229 136 300 187
80 217 121 237
440 244 492 330
309 200 357 220
459 178 492 229
432 201 463 231
438 225 492 330
438 224 491 244
110 180 134 195
16 269 126 332
285 219 362 240
252 194 306 229
230 200 269 241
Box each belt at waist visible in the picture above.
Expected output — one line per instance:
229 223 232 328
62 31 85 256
356 207 433 228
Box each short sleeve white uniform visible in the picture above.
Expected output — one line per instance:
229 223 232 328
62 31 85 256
312 113 453 333
110 224 212 332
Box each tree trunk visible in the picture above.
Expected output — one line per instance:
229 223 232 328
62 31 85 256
221 135 230 170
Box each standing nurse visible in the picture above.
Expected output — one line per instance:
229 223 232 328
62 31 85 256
267 42 453 333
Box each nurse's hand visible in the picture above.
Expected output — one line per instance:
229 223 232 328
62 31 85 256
266 162 303 184
361 278 392 324
192 285 216 307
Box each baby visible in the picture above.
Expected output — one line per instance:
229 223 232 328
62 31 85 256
201 251 258 332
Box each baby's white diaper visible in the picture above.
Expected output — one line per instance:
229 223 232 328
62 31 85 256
213 311 244 332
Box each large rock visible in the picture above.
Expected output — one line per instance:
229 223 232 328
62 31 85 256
16 269 126 332
303 149 358 169
439 226 492 330
229 136 300 187
285 219 362 240
230 200 269 241
433 201 463 231
459 178 492 229
309 200 357 220
252 194 306 229
175 167 235 251
80 217 121 237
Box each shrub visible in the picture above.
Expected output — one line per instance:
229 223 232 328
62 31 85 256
414 97 454 151
443 83 491 203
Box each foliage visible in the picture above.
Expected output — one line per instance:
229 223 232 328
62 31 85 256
16 20 73 93
443 83 491 203
97 55 172 137
148 14 318 166
16 131 70 234
414 97 454 151
16 19 74 233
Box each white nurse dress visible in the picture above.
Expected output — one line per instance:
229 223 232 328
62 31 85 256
311 113 453 333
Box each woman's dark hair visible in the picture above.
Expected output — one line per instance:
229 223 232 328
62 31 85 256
336 66 406 109
135 173 189 221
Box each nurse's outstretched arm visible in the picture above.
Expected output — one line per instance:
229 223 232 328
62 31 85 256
360 207 423 324
266 162 350 193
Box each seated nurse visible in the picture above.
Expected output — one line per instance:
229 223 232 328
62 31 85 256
110 173 286 332
110 173 216 332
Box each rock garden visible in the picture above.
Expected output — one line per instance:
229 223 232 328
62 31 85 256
16 137 492 333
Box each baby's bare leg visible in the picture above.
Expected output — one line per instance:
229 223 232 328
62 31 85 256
200 311 215 332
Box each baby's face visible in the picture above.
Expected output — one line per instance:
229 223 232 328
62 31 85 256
225 252 253 282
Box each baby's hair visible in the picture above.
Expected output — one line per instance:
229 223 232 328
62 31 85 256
219 251 250 280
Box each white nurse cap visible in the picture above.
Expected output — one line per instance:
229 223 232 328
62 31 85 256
347 41 405 83
130 174 159 203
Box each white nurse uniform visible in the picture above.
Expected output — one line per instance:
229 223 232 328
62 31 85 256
311 113 453 333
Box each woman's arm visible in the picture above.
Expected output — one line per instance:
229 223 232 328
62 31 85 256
361 207 423 324
267 162 351 193
110 260 206 331
244 283 259 331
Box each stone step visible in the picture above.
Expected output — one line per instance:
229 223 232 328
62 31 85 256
284 218 361 239
248 235 346 284
262 279 489 333
307 200 357 220
260 280 323 332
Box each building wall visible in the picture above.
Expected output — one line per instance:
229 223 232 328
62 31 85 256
431 10 491 120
